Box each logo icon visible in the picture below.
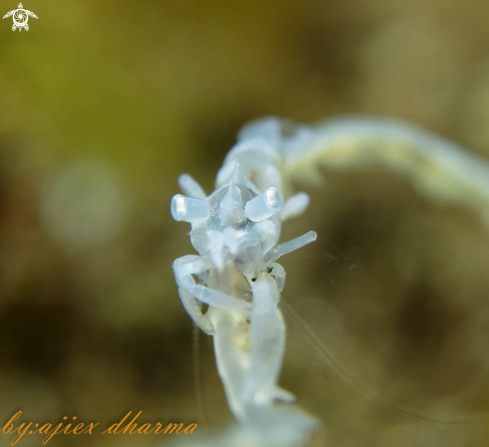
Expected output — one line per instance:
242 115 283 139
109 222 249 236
3 3 37 32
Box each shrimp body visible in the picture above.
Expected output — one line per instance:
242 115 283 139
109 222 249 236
171 120 318 446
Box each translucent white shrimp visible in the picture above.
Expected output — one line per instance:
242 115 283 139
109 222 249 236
169 116 489 447
171 135 319 446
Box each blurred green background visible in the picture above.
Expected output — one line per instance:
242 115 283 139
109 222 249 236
1 0 489 446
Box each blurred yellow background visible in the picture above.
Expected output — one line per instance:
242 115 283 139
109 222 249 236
1 0 489 446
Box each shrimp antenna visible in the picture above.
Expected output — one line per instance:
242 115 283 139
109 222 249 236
280 298 486 426
192 323 210 429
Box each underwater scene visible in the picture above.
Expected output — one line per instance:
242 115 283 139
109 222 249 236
1 1 489 446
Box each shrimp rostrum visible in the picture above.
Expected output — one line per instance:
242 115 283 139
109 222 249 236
170 116 489 446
